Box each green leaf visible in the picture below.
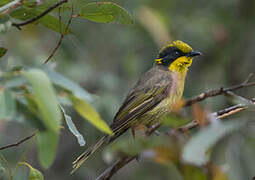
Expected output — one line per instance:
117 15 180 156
37 130 58 169
60 106 85 146
16 96 46 130
43 68 92 102
0 0 12 7
69 95 113 135
161 114 191 128
18 162 44 180
23 69 61 133
10 8 71 34
0 48 7 58
182 120 246 166
0 160 10 180
0 89 16 120
79 2 133 25
182 165 207 180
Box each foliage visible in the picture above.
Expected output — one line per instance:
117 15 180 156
1 0 255 179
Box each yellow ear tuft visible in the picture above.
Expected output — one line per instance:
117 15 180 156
155 58 162 64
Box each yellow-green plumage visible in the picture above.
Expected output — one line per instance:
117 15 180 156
72 40 201 173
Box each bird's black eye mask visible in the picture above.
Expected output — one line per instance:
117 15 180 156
155 47 186 66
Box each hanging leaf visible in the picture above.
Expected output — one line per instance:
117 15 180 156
23 69 61 133
79 2 133 25
37 130 58 169
182 120 245 166
60 106 85 146
69 94 113 135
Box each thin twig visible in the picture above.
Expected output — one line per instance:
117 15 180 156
183 74 255 106
11 0 68 30
43 4 73 64
224 91 253 105
0 131 37 151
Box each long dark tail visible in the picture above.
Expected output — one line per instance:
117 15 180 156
71 135 108 174
71 126 130 173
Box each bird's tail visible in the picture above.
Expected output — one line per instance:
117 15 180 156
71 135 108 174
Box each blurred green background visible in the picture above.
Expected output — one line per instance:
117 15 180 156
1 0 255 179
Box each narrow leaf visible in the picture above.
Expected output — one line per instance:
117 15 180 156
23 69 61 133
79 2 133 25
69 95 113 135
60 106 85 146
43 68 92 102
0 89 16 120
182 120 245 166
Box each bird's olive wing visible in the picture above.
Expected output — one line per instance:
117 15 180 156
110 85 169 132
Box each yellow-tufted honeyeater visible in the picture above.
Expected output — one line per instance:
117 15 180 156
72 40 201 172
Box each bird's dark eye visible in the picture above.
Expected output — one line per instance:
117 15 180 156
175 51 179 56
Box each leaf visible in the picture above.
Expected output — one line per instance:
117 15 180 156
182 165 207 180
161 114 190 128
0 0 12 7
0 160 10 180
60 106 85 146
0 88 16 120
10 8 71 34
0 48 7 58
18 162 44 180
16 96 46 130
37 130 58 169
182 120 245 166
79 2 133 25
39 13 71 34
69 95 113 135
23 69 61 133
43 68 92 102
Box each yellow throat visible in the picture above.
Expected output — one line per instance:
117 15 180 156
155 40 199 74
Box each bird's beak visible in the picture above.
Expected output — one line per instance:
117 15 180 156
186 51 202 57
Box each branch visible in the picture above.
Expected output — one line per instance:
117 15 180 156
0 131 37 151
183 73 255 106
96 74 255 180
11 0 68 30
95 156 136 180
96 100 254 180
43 4 73 64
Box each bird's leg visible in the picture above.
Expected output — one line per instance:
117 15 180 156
131 127 136 139
146 124 160 136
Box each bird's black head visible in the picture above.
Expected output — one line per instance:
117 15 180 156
155 40 201 72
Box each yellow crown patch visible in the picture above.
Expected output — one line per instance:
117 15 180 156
160 40 193 54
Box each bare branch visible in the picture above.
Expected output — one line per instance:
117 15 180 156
95 156 136 180
11 0 68 30
183 74 255 106
0 131 37 151
43 4 74 64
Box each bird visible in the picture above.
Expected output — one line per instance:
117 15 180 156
72 40 201 173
